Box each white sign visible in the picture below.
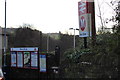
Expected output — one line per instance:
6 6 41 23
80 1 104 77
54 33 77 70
31 52 38 68
79 14 91 37
11 52 17 67
40 55 46 72
11 47 38 51
17 52 23 67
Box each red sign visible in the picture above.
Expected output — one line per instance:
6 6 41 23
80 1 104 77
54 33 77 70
78 1 86 15
78 1 87 32
78 1 90 37
80 16 86 31
78 0 96 38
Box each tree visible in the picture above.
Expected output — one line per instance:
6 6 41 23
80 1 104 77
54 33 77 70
9 24 42 48
96 0 111 33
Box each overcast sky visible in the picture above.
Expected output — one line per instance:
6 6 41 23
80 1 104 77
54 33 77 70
0 0 114 34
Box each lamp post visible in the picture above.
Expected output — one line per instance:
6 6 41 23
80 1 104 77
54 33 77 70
69 28 79 49
3 0 7 67
2 0 7 79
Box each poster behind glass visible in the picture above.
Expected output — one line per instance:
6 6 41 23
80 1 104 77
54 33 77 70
31 52 38 69
11 52 17 67
24 52 30 68
17 52 23 67
40 55 46 72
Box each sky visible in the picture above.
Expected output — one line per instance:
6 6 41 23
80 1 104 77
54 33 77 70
0 0 115 34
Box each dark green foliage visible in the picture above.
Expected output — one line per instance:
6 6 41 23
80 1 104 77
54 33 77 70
61 32 119 78
14 27 42 47
7 25 42 49
59 33 73 53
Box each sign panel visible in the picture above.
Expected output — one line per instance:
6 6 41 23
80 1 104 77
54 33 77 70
31 52 38 68
24 52 30 68
40 55 46 72
17 52 23 67
11 47 38 69
78 1 86 15
11 52 17 67
11 47 38 51
78 0 92 37
79 14 92 37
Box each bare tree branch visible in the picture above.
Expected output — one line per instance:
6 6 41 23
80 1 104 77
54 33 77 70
97 0 104 32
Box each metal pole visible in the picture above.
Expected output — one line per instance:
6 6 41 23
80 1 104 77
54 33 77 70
69 28 79 49
84 37 87 48
47 33 49 53
73 29 75 49
4 0 7 67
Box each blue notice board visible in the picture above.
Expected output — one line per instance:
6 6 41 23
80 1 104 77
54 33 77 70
40 55 46 72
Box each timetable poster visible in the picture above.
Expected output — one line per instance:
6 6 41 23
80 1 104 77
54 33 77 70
31 52 38 68
40 55 46 72
24 52 30 68
17 52 23 67
11 52 17 67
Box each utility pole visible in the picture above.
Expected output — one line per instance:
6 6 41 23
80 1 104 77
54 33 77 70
2 0 8 79
4 0 7 67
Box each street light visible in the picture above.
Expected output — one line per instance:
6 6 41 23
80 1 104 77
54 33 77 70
3 0 7 67
2 0 7 78
69 28 79 49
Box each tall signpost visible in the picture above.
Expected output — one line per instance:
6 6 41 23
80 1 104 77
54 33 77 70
78 0 96 48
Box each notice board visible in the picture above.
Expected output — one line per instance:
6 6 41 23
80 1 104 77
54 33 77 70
11 47 38 69
40 54 46 72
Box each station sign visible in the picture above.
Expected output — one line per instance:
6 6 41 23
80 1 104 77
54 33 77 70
78 0 92 37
